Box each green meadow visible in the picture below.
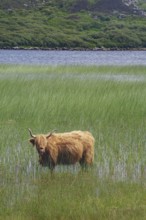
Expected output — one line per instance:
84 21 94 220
0 64 146 219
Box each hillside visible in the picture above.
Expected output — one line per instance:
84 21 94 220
0 0 146 50
0 0 146 14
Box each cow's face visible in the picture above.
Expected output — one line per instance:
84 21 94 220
28 128 54 158
29 135 47 155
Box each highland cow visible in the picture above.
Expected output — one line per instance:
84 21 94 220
29 129 95 171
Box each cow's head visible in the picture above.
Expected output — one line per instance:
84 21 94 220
28 128 53 155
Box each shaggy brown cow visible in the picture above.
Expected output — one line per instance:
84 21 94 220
29 129 95 171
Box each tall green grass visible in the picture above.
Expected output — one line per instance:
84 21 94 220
0 65 146 219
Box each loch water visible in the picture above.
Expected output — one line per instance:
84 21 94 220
0 49 146 65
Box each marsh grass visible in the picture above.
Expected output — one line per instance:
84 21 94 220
0 64 146 219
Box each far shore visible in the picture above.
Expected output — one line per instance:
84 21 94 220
1 47 146 51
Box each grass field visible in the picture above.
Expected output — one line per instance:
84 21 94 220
0 64 146 219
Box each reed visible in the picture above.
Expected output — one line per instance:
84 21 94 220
0 64 146 219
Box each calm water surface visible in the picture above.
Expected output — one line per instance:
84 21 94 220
0 49 146 65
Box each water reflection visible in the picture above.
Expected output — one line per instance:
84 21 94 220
1 143 146 184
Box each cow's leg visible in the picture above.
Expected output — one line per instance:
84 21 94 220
79 149 93 171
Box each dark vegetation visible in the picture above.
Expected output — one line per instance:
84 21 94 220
0 0 146 49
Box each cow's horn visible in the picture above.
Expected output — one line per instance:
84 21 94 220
28 128 36 138
46 129 57 138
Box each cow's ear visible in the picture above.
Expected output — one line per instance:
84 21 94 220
29 138 35 146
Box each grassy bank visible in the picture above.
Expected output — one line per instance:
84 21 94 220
0 65 146 219
1 3 146 49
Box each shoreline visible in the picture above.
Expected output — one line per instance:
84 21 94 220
1 47 146 51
